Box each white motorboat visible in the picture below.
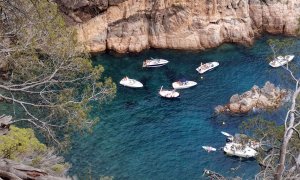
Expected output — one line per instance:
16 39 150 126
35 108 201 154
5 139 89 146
269 55 295 68
143 58 169 67
196 62 219 74
172 79 197 89
221 131 232 137
202 146 217 152
119 77 143 88
159 86 180 98
285 55 295 61
221 131 260 149
223 142 257 158
221 131 234 142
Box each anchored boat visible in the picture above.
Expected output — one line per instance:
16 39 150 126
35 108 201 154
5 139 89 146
172 79 197 89
202 146 217 152
143 58 169 67
221 131 232 137
223 142 257 158
269 55 295 68
221 131 234 142
196 62 219 74
119 77 143 88
159 86 179 98
221 131 260 149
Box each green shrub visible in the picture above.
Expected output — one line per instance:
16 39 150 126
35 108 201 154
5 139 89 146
31 156 43 167
0 126 46 159
51 164 66 173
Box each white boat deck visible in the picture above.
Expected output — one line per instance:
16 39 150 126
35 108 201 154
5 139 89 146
196 62 219 74
120 77 143 88
223 142 257 158
269 55 295 68
143 59 169 67
159 87 179 98
172 80 197 89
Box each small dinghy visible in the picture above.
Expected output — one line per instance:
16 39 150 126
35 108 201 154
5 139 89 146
202 146 217 152
159 86 180 98
143 58 169 68
119 77 143 88
172 79 197 89
269 55 295 68
221 131 232 137
221 131 234 142
203 169 225 179
223 142 257 158
196 62 219 74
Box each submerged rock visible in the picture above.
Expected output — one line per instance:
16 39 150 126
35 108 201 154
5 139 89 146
215 81 288 114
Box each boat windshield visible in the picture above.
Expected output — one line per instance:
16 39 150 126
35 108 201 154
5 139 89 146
179 78 187 83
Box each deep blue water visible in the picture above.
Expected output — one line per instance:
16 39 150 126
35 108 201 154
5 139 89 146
65 37 300 179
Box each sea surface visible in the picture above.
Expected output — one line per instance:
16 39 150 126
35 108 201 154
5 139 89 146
65 36 300 179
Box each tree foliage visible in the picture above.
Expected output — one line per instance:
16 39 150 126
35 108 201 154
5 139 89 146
0 126 46 159
241 39 300 180
241 117 300 180
240 117 284 145
0 0 116 144
0 126 70 176
267 39 295 60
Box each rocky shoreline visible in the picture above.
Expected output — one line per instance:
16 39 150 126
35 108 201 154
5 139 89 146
56 0 300 53
215 81 288 114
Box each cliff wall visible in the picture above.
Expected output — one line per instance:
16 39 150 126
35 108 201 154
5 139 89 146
56 0 300 53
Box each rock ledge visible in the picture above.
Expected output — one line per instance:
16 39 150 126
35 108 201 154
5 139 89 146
215 81 288 114
58 0 300 53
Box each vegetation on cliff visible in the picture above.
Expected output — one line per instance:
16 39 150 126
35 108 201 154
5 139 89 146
0 0 116 144
240 39 300 180
0 0 116 178
0 125 69 176
0 126 46 159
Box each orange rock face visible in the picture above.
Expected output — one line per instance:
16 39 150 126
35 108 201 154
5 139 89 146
71 0 300 53
215 81 288 114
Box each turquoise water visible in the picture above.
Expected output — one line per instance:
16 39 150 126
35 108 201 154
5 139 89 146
66 37 300 179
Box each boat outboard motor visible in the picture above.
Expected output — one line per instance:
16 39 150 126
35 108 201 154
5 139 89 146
226 136 234 142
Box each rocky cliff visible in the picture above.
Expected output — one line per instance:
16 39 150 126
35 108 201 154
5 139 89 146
215 81 288 114
56 0 300 53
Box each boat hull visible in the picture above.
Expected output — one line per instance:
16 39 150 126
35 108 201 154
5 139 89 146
196 62 219 74
144 64 165 67
120 78 143 88
159 90 180 98
143 59 169 68
285 55 295 61
202 146 216 152
221 131 232 137
269 55 295 68
223 143 257 158
172 81 197 89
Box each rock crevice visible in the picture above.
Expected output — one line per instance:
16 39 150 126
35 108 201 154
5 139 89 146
215 81 288 114
57 0 300 53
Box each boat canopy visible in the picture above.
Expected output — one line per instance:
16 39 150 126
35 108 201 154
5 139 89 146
178 78 187 83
